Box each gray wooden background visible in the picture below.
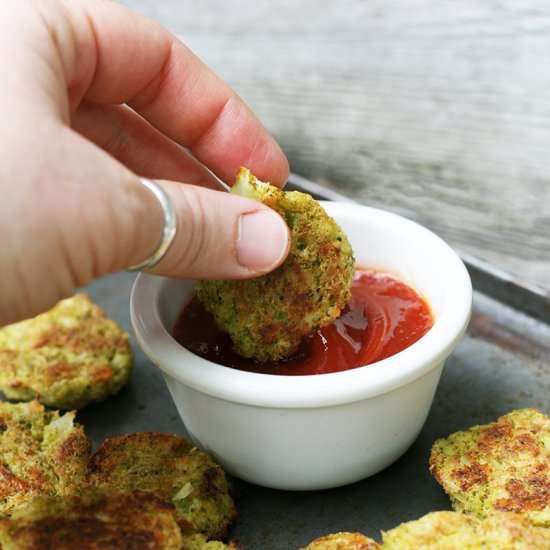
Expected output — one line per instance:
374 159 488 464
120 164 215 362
121 0 550 291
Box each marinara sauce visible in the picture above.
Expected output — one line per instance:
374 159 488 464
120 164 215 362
173 268 433 376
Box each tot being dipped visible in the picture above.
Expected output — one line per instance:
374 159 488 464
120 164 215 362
198 168 355 362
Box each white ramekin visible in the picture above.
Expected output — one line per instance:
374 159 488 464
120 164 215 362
130 202 472 490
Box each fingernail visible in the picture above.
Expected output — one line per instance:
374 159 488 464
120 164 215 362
237 210 290 272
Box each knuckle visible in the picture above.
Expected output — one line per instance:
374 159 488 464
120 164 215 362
102 122 130 161
167 185 207 274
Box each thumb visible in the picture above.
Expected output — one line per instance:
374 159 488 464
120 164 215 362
137 180 291 279
60 129 291 283
1 128 290 325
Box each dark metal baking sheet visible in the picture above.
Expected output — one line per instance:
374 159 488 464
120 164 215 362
77 259 549 549
2 174 542 548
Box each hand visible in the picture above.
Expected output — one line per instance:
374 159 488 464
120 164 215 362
0 0 290 325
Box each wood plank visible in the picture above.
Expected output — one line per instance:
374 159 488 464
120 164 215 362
121 0 550 290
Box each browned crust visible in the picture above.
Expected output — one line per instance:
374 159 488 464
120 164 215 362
1 490 180 550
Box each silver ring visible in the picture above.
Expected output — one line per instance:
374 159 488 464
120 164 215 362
127 178 177 271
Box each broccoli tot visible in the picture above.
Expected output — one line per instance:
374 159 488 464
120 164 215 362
429 408 550 527
301 532 380 549
198 168 355 362
0 400 90 516
0 294 133 410
85 432 236 540
381 511 550 549
0 488 183 550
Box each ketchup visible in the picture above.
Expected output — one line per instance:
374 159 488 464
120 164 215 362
172 268 433 376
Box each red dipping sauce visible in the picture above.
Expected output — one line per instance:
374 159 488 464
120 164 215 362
173 268 433 376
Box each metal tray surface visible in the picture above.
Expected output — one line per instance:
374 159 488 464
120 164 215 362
77 271 550 549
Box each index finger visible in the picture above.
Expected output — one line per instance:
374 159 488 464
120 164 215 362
61 0 289 186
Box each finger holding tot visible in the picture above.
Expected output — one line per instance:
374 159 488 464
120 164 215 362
126 177 291 279
0 0 290 324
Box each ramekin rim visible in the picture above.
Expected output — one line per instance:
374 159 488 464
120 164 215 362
130 203 472 408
